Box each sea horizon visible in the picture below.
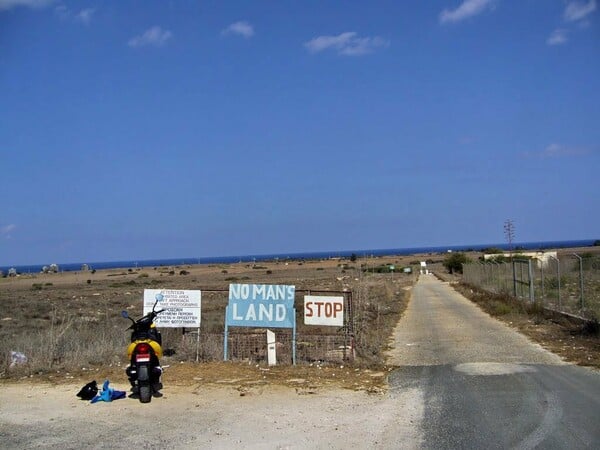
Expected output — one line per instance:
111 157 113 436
1 238 596 275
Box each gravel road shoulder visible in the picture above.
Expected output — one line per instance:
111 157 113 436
0 381 423 449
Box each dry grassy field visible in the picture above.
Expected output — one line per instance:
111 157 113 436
0 255 420 382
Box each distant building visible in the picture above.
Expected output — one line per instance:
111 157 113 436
483 251 557 268
42 264 60 274
8 268 17 277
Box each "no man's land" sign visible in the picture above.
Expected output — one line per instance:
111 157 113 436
226 283 295 328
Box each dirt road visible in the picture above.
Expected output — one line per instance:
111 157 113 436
386 275 600 449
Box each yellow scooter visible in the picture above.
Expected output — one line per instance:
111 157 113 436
121 300 165 403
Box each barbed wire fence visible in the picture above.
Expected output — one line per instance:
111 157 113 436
462 255 600 320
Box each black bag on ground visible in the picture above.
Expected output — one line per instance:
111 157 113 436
76 380 98 400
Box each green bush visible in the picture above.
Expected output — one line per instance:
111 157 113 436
443 253 469 274
482 247 504 254
361 264 395 273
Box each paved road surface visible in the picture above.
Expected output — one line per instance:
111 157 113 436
386 275 600 449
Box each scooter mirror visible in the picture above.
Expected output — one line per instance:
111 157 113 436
121 310 130 319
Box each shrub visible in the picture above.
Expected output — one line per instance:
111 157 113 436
546 276 566 289
362 264 394 273
491 301 514 315
482 247 504 254
443 253 469 274
224 276 250 282
484 255 509 263
582 318 599 336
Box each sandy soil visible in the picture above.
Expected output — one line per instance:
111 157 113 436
0 381 424 449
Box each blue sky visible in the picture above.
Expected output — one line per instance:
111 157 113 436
1 0 599 265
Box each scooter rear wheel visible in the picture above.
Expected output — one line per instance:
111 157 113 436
138 366 151 403
139 384 151 403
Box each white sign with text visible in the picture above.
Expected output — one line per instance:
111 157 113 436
143 289 201 328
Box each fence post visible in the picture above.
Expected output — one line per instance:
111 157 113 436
550 255 561 311
512 260 517 297
573 254 584 311
540 260 545 305
528 259 535 302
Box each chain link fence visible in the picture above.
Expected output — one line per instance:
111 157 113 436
166 288 354 365
463 255 600 319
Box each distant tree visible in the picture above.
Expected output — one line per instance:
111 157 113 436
482 247 503 254
594 240 600 247
350 253 357 262
443 253 469 274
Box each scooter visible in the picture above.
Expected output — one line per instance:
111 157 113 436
121 300 165 403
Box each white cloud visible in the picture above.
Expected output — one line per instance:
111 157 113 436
128 26 173 48
304 32 389 56
0 0 53 11
1 224 16 238
524 143 590 159
547 28 568 45
564 0 597 22
221 21 254 38
439 0 496 24
55 5 95 24
75 7 94 25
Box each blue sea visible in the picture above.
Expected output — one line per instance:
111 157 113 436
1 239 596 275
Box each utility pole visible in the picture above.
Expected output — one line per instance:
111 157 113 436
504 219 515 259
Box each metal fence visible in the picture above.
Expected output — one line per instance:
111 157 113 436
169 288 354 365
462 255 600 319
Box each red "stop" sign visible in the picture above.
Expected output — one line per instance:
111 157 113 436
304 296 344 326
